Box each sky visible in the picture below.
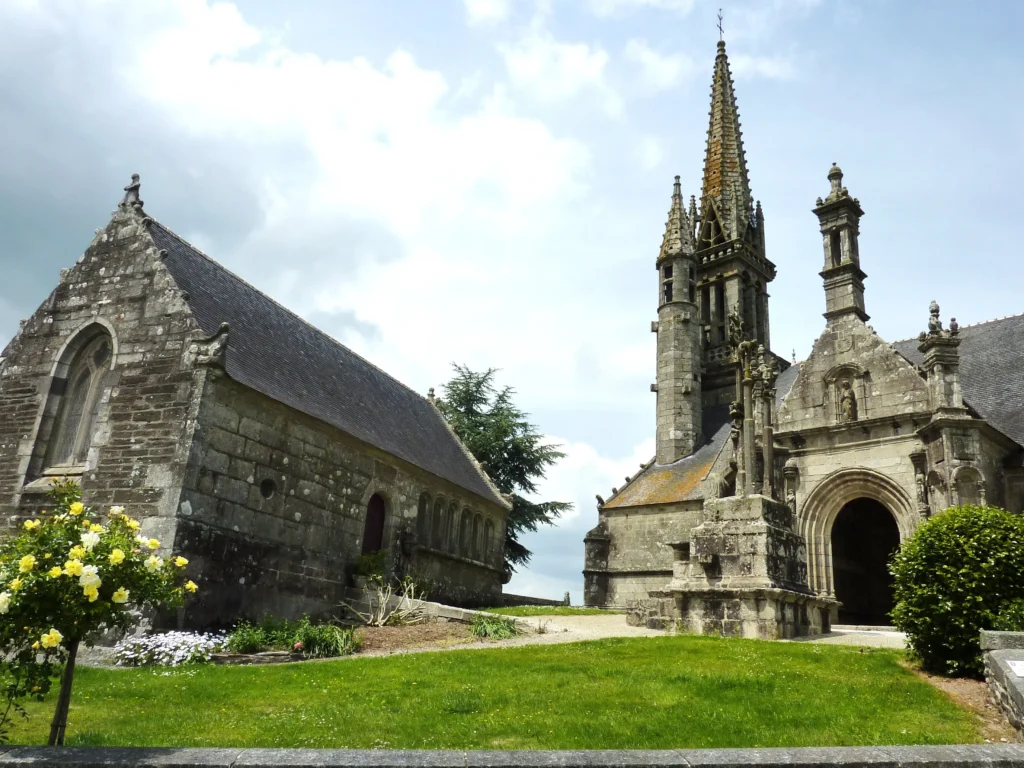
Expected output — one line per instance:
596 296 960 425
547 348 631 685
2 0 1023 604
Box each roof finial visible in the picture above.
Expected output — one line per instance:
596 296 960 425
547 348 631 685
717 8 724 41
791 349 797 364
121 173 143 209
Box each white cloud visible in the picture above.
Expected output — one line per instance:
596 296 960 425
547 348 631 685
636 135 665 172
463 0 510 26
730 53 796 80
588 0 695 18
498 29 623 117
624 38 694 94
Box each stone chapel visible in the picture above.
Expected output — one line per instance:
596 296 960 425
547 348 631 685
584 39 1024 633
0 177 511 627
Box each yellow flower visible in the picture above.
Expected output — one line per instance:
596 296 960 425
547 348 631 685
108 549 125 566
184 580 198 594
111 587 129 604
40 628 63 649
69 545 86 560
173 556 188 568
69 502 84 516
147 538 160 550
23 519 40 531
89 523 104 533
63 559 84 577
31 642 40 650
47 566 63 579
9 578 22 590
83 584 99 602
18 555 36 573
125 518 140 531
144 555 163 573
43 553 51 559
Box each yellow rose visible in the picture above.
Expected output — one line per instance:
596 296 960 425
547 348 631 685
23 519 40 531
83 584 99 602
69 502 84 516
184 580 198 594
63 559 84 577
31 642 40 650
144 555 163 573
111 587 129 604
125 518 140 531
108 549 125 566
18 555 36 573
9 578 22 590
147 538 160 550
40 628 63 649
47 566 63 579
174 556 188 568
69 545 86 560
89 523 104 533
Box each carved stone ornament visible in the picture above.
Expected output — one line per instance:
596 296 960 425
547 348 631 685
188 322 230 368
927 300 942 334
839 380 858 422
121 173 143 208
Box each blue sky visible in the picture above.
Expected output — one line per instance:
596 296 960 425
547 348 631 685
2 0 1022 603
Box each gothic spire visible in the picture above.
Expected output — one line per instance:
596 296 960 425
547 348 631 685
658 175 694 262
697 39 753 247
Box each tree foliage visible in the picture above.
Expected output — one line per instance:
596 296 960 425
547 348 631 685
890 504 1024 677
435 365 571 571
0 480 197 743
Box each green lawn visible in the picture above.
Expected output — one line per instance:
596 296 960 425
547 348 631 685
8 636 977 749
482 606 617 617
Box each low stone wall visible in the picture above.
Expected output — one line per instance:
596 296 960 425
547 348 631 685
501 592 569 608
1 745 1023 768
982 630 1024 731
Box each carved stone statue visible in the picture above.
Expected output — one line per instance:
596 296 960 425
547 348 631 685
786 487 796 513
927 300 942 334
122 173 143 208
727 309 744 349
949 317 959 335
840 380 857 422
915 470 927 509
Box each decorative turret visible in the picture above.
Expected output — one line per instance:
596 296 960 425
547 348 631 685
917 300 965 413
653 176 702 464
813 163 868 323
692 39 776 407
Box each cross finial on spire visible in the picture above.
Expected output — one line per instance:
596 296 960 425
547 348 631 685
717 8 724 40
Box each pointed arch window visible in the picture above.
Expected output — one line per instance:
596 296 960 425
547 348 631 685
45 331 112 472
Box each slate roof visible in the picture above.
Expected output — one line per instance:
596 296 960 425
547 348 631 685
148 222 507 508
604 363 802 510
893 314 1024 447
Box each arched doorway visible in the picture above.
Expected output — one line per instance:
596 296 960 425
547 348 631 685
362 494 387 554
830 498 901 625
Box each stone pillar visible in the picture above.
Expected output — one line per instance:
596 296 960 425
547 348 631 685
742 356 755 497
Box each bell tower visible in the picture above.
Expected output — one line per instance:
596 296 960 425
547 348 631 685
653 176 703 464
692 40 776 407
813 163 867 323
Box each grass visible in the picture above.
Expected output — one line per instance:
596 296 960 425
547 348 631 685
482 606 616 616
470 614 521 639
7 635 979 749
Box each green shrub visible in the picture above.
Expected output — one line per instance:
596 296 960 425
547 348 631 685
992 598 1024 632
470 614 520 640
293 618 359 658
226 616 358 658
890 504 1024 677
355 551 389 579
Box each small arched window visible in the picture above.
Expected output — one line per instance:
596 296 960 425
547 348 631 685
46 331 112 471
431 498 445 549
362 493 387 554
446 500 458 552
484 519 495 564
472 514 482 560
417 493 431 541
459 510 471 555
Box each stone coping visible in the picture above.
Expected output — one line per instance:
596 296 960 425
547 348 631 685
0 745 1023 768
982 632 1024 652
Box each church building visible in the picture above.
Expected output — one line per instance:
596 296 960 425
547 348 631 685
0 177 511 627
584 39 1024 629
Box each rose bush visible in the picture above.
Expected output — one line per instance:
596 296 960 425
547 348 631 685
0 479 198 744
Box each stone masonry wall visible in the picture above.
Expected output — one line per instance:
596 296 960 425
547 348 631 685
590 501 702 608
175 372 505 627
0 206 200 554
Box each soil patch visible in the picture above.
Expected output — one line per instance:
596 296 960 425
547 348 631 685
903 661 1019 743
356 621 475 654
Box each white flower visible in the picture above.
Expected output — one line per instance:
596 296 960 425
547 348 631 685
0 591 10 614
144 555 163 573
79 565 101 588
109 505 125 515
80 531 101 552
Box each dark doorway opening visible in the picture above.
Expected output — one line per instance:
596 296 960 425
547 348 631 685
362 494 386 554
831 498 901 625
